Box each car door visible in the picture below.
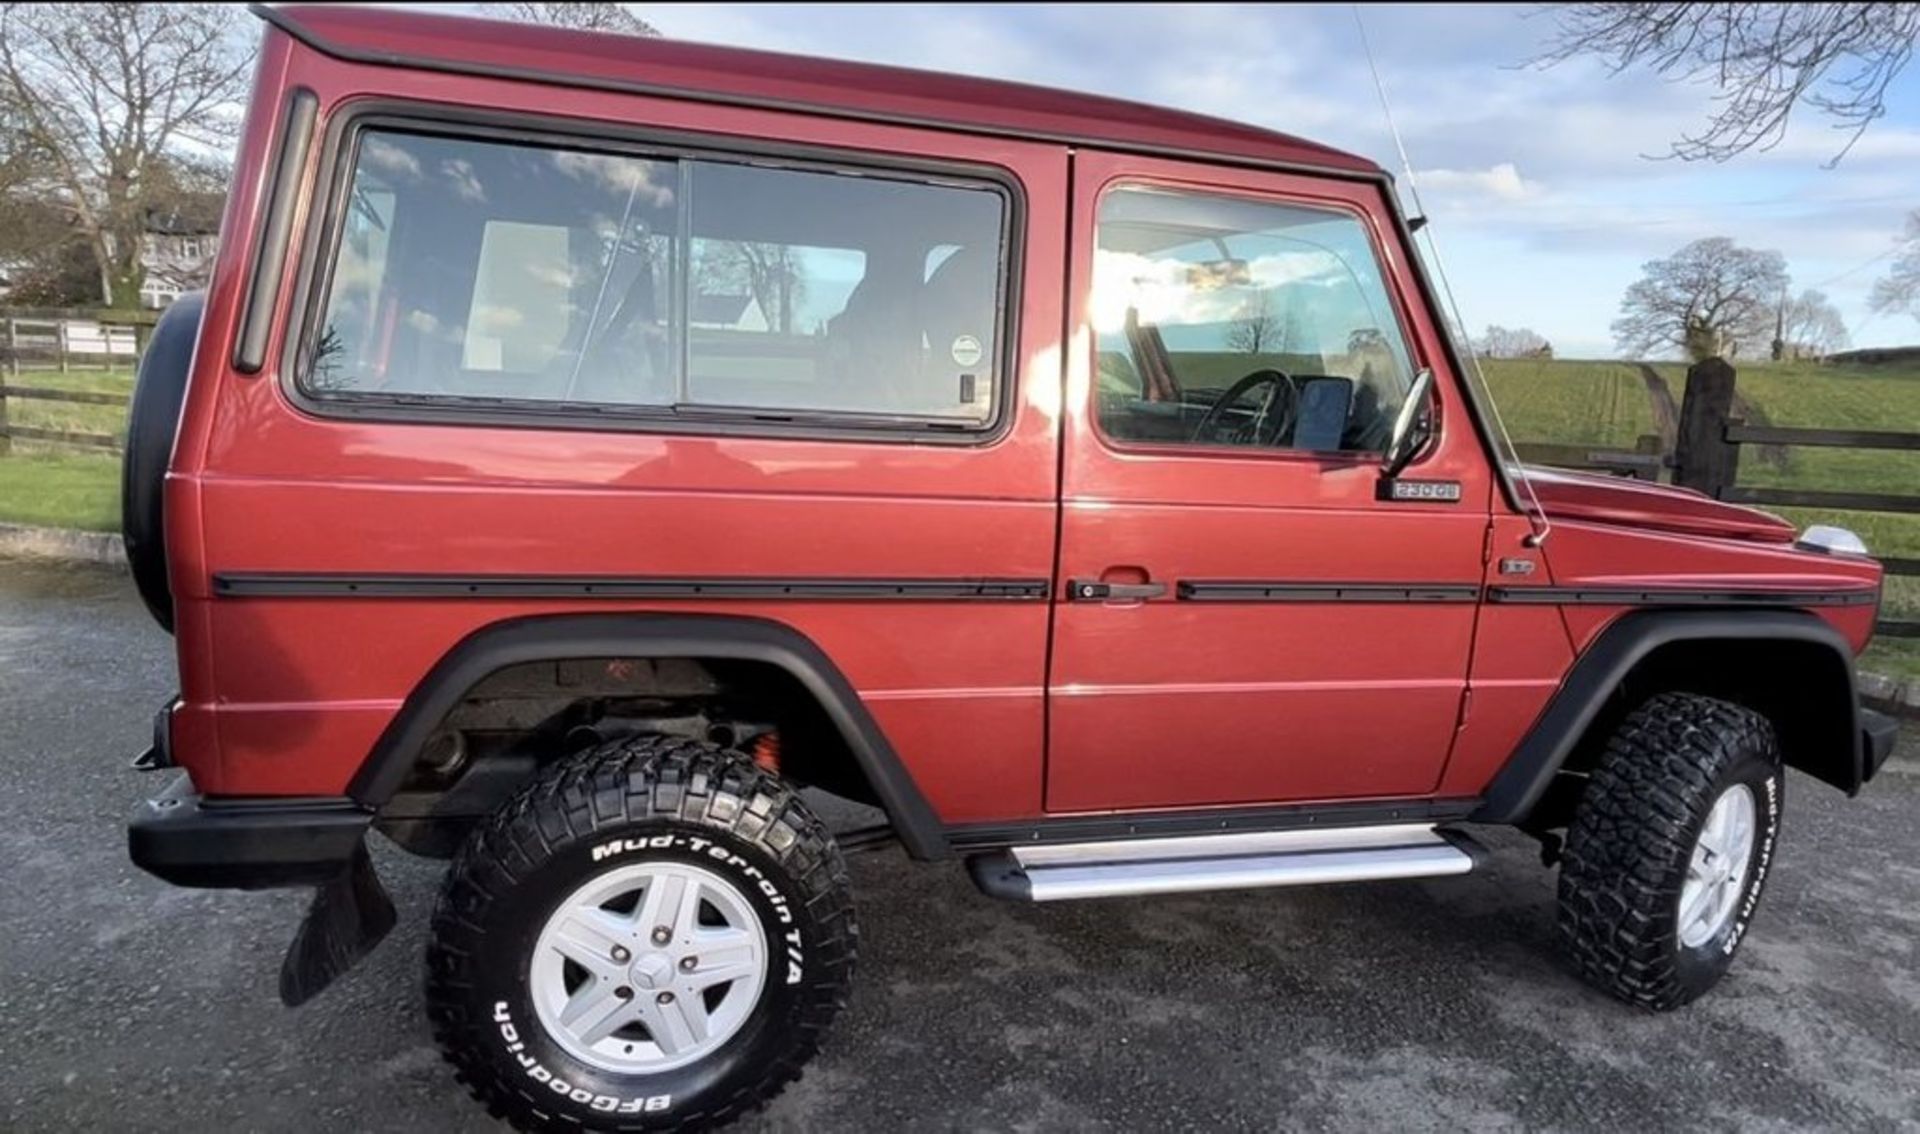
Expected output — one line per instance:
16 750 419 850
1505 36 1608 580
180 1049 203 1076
1045 150 1495 813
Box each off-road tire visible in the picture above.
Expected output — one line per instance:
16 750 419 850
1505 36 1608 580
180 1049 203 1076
1557 692 1783 1010
426 736 857 1132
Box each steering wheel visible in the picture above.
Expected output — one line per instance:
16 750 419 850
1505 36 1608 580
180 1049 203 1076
1191 368 1299 447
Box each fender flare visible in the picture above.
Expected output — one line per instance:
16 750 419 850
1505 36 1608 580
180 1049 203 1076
1473 608 1862 825
345 612 950 859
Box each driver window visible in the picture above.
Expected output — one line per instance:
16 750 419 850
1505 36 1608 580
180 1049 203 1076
1091 184 1416 454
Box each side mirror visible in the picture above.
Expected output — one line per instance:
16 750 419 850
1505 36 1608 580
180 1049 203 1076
1380 368 1435 479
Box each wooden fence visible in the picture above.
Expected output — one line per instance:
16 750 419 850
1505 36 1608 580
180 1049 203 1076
1515 356 1918 640
2 307 151 373
0 307 144 455
0 382 128 455
1511 434 1666 481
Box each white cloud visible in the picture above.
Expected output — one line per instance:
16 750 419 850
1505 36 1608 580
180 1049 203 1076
626 2 1918 349
1415 163 1539 201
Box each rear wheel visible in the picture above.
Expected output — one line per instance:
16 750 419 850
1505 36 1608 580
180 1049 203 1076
427 736 856 1131
1557 692 1783 1010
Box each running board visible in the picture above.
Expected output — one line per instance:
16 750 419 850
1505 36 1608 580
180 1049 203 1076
966 823 1479 902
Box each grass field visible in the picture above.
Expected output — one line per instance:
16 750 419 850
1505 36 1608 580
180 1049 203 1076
4 367 134 439
0 368 131 532
1480 359 1662 448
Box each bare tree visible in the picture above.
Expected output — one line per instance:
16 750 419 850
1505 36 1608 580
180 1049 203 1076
699 242 804 333
1538 4 1920 165
1225 291 1286 354
0 3 254 307
478 3 660 36
1612 237 1789 360
1475 325 1553 359
1774 289 1849 359
1871 211 1920 323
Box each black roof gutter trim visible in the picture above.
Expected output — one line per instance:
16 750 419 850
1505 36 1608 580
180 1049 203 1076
248 4 1387 185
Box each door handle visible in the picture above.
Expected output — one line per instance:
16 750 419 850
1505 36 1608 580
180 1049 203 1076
1068 579 1167 602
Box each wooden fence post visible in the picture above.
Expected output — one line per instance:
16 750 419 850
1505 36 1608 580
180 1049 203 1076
1634 432 1663 481
0 381 9 457
1673 357 1739 497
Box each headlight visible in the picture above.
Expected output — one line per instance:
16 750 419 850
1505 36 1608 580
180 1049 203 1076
1796 524 1870 556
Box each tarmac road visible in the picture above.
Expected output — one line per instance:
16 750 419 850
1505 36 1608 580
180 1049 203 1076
3 558 1917 1132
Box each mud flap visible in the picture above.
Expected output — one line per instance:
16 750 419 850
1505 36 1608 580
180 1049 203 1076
279 839 396 1007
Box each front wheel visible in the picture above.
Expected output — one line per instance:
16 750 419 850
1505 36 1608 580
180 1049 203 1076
426 737 857 1131
1557 692 1783 1010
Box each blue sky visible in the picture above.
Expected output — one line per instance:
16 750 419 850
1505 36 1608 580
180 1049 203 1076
623 2 1920 358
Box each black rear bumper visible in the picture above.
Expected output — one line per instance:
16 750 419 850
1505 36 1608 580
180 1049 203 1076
128 775 372 889
1863 708 1899 783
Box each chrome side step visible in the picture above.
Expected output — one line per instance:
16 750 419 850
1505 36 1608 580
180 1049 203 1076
967 823 1478 902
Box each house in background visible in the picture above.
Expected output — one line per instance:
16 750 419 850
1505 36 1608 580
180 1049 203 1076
690 292 769 332
139 196 224 309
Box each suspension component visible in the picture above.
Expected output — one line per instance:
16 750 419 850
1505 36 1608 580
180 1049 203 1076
751 731 781 773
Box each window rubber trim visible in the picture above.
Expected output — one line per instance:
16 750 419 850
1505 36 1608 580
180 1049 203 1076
278 100 1027 447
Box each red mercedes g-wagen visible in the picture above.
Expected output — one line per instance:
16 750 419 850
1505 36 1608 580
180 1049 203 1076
124 6 1897 1130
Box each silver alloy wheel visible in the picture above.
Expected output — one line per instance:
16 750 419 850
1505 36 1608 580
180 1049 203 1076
1678 783 1758 948
530 861 768 1075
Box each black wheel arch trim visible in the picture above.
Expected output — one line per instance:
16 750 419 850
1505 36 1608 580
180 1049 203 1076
1474 608 1864 826
344 611 951 859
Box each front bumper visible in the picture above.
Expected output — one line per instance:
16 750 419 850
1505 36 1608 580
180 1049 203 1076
127 775 372 889
1863 707 1899 783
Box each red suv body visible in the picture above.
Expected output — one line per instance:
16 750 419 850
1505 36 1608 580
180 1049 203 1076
121 7 1897 1130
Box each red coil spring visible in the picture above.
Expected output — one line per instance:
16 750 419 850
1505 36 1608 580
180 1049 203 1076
752 732 781 773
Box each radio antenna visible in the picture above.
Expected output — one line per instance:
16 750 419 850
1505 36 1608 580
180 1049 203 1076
1351 5 1552 546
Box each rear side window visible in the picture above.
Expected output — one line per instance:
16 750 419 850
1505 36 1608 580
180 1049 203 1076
303 126 1010 430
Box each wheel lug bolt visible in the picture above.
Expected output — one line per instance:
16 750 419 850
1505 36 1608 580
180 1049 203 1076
651 927 671 945
656 991 674 1005
611 946 631 963
614 986 633 1000
679 956 697 971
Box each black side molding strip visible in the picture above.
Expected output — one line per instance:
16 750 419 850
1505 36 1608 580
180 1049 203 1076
946 796 1480 850
1178 581 1480 603
214 574 1051 601
234 87 317 374
1486 586 1878 608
